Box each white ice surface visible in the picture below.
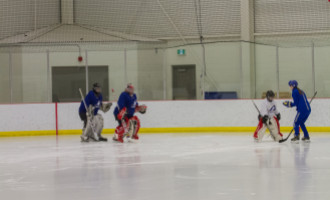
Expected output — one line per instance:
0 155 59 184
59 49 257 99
0 134 329 200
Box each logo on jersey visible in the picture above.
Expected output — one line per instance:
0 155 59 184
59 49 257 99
270 105 276 111
96 101 101 108
131 101 137 108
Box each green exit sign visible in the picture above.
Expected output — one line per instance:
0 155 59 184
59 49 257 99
177 49 186 55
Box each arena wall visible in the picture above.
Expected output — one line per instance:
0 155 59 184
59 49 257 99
0 99 328 136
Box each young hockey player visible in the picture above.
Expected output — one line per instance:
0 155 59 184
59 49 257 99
78 83 112 142
283 80 311 143
254 90 283 142
113 83 147 143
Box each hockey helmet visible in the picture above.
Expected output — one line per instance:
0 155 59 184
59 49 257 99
288 80 298 88
266 90 275 102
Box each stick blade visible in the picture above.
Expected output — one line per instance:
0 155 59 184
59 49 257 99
279 138 287 143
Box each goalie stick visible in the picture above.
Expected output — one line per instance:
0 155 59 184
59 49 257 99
79 88 99 141
279 91 317 143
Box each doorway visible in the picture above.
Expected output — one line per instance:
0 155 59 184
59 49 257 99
172 65 196 100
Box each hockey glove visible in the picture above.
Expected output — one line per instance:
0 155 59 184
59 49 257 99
136 105 147 114
101 102 112 113
262 115 269 124
283 101 293 108
258 114 262 121
276 113 281 121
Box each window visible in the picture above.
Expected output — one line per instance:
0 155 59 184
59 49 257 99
52 66 109 102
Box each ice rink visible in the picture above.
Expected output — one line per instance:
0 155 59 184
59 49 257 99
1 133 330 200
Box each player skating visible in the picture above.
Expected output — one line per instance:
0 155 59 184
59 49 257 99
113 83 147 143
78 83 112 142
253 90 283 142
283 80 311 143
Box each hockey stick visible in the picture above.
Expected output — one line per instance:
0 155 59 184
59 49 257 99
79 88 99 141
252 100 275 139
279 91 317 143
252 100 261 115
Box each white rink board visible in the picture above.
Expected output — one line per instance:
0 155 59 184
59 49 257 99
0 99 329 132
0 104 55 131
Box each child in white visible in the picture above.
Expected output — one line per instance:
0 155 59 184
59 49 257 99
254 90 283 142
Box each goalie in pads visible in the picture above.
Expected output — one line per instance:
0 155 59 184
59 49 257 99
254 90 283 142
78 83 112 142
113 83 147 143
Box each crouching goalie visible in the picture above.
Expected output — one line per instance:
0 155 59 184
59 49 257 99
78 83 112 142
113 83 147 143
254 90 283 142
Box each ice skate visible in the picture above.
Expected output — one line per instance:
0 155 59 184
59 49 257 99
302 137 310 143
99 136 108 142
80 135 89 142
291 135 300 144
113 134 124 143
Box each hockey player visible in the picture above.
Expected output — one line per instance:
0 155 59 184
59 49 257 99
254 90 283 142
78 83 112 142
283 80 311 143
113 83 147 143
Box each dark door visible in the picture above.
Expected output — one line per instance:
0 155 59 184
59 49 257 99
172 65 196 100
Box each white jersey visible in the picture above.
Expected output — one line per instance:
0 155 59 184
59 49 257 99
259 98 279 118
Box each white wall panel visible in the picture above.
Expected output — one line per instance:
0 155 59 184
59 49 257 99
0 99 328 133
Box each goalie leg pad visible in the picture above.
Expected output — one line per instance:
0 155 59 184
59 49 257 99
82 120 93 138
127 117 140 139
83 116 100 141
126 116 140 140
94 114 104 137
268 117 283 142
127 119 135 138
254 119 267 142
113 126 125 143
131 116 140 140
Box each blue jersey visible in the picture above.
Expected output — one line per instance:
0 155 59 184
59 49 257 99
290 88 311 114
79 90 103 115
114 92 138 118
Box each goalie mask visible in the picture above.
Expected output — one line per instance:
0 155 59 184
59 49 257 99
125 83 134 95
93 83 101 95
266 90 275 102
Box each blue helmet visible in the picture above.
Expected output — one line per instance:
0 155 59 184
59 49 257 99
288 80 298 87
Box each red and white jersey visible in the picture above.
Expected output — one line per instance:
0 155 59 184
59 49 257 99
259 98 279 118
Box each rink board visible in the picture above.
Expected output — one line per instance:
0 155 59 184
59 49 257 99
0 99 329 137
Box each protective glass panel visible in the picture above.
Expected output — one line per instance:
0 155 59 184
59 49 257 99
279 47 314 98
87 51 125 101
10 53 48 103
204 42 241 99
255 44 277 99
0 52 10 103
314 46 330 98
88 66 109 101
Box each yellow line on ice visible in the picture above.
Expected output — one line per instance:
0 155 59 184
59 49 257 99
0 127 329 137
